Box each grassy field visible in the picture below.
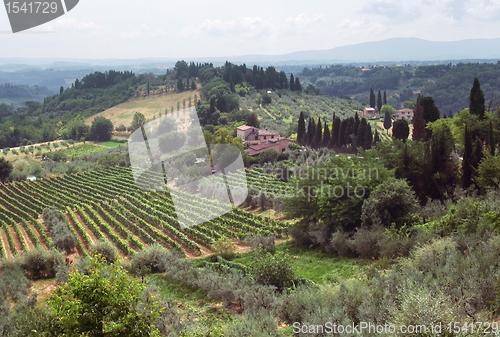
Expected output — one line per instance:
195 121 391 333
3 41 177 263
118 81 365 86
99 141 124 148
86 88 201 127
230 240 369 284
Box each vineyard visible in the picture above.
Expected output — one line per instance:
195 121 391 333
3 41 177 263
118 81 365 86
0 167 292 259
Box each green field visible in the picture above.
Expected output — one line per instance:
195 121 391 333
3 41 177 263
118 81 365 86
99 141 124 148
230 240 369 284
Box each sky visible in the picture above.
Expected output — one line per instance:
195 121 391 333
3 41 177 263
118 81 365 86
1 0 500 59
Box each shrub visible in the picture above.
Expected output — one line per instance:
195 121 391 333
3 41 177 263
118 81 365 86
130 244 170 276
351 226 385 258
42 207 76 254
250 250 295 290
244 234 275 253
328 231 355 256
211 237 237 260
361 178 420 228
20 248 66 280
89 241 118 264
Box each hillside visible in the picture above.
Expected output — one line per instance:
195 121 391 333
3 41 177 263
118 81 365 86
85 87 201 127
299 62 500 115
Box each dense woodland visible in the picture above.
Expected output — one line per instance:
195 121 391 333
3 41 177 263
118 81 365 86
300 62 500 115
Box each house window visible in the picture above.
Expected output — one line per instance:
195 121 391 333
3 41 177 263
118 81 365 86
264 136 267 140
272 135 274 139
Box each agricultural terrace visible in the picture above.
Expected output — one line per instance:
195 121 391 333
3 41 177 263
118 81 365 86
0 166 292 259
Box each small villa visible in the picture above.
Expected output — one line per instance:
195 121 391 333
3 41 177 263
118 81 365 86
236 125 293 156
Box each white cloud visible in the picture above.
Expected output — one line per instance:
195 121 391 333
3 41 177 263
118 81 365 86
337 17 387 36
467 0 500 20
119 25 170 40
181 17 273 39
360 0 423 23
283 13 325 35
43 18 102 32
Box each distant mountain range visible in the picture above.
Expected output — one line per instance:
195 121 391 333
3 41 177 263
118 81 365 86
1 37 500 71
229 37 500 64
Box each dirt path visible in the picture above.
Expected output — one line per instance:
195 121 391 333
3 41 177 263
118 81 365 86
18 225 35 250
91 210 136 252
65 213 90 255
28 221 49 248
1 228 13 259
81 208 128 256
73 212 98 244
98 207 149 250
9 225 24 254
156 225 204 257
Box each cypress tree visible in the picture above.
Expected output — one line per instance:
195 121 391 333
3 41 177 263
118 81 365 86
377 90 382 111
469 77 485 119
338 119 347 147
346 118 354 145
330 117 340 148
354 113 360 136
421 96 441 139
289 74 295 91
383 108 392 134
369 88 375 108
357 118 367 150
412 96 426 141
295 77 302 92
314 118 322 148
323 122 330 147
383 91 387 105
308 118 316 146
297 112 306 146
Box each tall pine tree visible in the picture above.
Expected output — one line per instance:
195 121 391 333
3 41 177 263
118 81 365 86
297 111 306 146
357 118 367 150
330 117 340 148
377 90 382 111
383 91 387 105
289 74 295 91
370 88 375 109
383 108 392 134
313 118 323 148
412 96 426 141
469 77 485 120
323 122 330 147
295 77 302 92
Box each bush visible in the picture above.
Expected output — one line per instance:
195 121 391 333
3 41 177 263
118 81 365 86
244 234 275 253
361 177 420 228
130 244 170 276
351 226 385 258
250 250 295 290
211 238 237 260
328 231 355 256
89 241 118 264
42 207 76 254
20 248 66 280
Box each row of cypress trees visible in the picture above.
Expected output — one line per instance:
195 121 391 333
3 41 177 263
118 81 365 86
296 111 380 151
